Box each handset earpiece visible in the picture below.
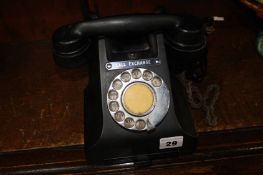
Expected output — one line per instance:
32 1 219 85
52 24 93 69
52 0 99 69
164 15 207 81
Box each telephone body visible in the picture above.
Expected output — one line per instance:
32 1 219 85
52 14 208 164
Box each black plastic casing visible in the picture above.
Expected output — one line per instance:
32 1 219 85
165 15 208 81
84 34 197 165
52 14 207 79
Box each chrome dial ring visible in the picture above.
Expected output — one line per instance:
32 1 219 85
107 68 170 131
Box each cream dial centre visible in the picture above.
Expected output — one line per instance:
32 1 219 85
122 82 155 116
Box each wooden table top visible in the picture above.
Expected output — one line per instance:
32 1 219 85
0 0 263 174
1 16 263 152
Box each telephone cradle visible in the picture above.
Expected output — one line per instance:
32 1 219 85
52 14 208 165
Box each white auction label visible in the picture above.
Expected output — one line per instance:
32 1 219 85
159 136 183 149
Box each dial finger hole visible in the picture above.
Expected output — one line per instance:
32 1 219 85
151 76 162 87
124 118 135 128
112 79 123 90
135 120 146 130
108 90 118 100
120 72 131 82
131 69 142 79
114 111 125 122
143 70 153 81
109 101 119 112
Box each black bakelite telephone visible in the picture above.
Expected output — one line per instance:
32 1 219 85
52 13 208 165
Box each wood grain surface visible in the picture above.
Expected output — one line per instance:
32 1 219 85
0 0 257 43
0 41 88 152
0 1 263 174
0 127 262 174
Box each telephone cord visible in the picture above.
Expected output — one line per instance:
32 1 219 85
178 73 220 126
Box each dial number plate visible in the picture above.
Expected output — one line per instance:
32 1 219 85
107 68 170 131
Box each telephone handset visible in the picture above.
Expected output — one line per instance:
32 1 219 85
53 14 207 164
